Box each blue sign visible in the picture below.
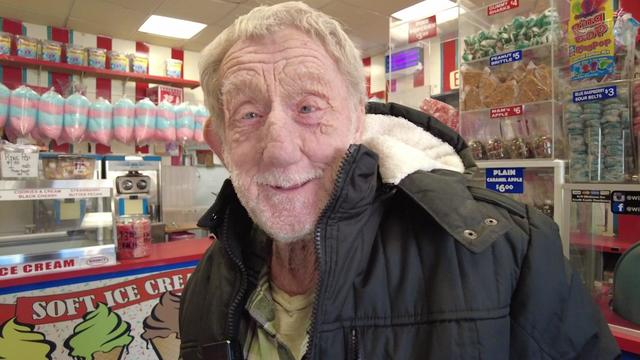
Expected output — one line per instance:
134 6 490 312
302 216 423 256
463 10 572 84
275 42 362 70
611 191 640 216
385 47 423 73
489 50 522 66
572 85 617 103
486 168 524 194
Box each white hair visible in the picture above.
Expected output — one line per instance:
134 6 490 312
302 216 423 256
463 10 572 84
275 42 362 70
198 1 366 133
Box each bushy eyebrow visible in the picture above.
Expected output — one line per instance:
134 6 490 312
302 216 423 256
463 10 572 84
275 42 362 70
280 68 333 97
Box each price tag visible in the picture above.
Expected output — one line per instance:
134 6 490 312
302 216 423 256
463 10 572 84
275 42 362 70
572 85 616 103
0 151 38 178
488 0 519 16
490 105 523 118
489 50 522 66
486 168 524 194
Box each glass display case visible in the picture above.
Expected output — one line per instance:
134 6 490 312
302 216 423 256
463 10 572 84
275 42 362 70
471 159 566 236
387 1 459 109
0 154 116 279
458 0 570 161
562 182 640 348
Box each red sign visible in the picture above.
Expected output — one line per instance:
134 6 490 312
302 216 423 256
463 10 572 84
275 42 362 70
146 85 184 105
488 0 519 16
13 268 193 325
409 15 437 43
490 105 523 118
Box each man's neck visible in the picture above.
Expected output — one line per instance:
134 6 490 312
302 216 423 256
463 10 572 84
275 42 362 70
270 237 317 296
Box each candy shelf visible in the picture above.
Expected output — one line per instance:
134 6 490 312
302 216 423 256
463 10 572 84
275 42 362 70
0 54 200 89
460 100 565 160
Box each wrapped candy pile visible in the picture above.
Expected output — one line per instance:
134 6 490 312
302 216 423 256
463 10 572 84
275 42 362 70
462 8 559 62
461 60 552 111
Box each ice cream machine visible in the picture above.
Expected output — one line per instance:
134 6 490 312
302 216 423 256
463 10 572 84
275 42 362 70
103 155 164 242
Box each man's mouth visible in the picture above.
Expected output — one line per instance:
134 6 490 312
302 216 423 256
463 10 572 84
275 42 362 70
270 179 313 191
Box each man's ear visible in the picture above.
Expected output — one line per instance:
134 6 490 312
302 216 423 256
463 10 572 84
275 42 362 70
204 117 225 165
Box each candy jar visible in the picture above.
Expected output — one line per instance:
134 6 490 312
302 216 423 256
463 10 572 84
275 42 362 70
501 116 531 159
116 215 151 259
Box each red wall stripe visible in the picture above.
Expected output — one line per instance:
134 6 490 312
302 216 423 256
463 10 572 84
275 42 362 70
96 36 112 101
49 27 71 94
362 57 371 99
441 39 457 93
170 47 185 164
134 42 150 154
2 18 24 89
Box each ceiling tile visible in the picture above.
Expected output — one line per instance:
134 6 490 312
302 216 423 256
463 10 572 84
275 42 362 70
214 4 255 29
154 0 238 25
249 0 334 9
101 0 164 13
66 17 133 40
340 0 422 16
320 1 383 29
68 0 151 40
0 4 68 28
0 0 74 20
184 24 225 49
134 32 187 49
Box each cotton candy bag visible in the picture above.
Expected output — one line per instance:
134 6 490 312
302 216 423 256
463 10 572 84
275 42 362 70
63 92 90 143
88 97 113 145
113 97 135 144
8 85 39 137
193 105 208 143
175 102 194 142
0 82 10 128
36 88 64 141
155 100 176 142
134 97 156 144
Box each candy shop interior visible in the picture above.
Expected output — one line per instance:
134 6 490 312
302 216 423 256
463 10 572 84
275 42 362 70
0 0 640 358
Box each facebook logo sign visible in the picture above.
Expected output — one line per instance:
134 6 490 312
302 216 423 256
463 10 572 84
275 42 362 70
612 202 625 214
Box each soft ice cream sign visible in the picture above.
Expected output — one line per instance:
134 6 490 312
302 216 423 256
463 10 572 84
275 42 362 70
0 268 191 359
568 0 615 80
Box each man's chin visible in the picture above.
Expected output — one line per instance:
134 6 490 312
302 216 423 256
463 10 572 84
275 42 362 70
259 223 314 243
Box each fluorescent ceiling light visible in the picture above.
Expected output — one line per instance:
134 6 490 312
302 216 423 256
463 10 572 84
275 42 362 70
139 15 207 39
392 0 462 22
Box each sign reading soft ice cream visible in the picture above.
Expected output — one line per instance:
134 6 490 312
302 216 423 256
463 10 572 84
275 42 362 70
0 267 193 359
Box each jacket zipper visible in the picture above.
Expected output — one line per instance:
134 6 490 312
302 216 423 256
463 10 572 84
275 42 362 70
351 328 360 360
304 145 359 359
220 207 248 351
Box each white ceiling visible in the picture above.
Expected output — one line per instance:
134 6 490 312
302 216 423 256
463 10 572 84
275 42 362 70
0 0 425 56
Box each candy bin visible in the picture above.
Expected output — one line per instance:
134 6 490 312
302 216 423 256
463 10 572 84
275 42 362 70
460 114 488 161
0 32 12 55
501 116 532 159
116 215 151 259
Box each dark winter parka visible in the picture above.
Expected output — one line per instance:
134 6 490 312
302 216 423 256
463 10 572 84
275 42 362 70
180 102 620 360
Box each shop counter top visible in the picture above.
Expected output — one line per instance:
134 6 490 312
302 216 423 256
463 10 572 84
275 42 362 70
0 237 213 291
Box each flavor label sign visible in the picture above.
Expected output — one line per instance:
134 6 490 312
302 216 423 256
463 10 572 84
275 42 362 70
0 255 115 279
487 0 519 16
408 15 437 43
490 105 523 118
486 168 524 194
0 187 111 201
571 189 610 203
572 85 616 103
611 191 640 215
489 50 522 66
568 0 615 80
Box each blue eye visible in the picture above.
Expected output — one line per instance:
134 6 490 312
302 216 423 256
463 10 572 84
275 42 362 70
241 112 260 120
299 105 316 114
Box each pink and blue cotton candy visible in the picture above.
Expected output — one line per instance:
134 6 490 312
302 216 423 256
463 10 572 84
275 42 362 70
193 105 208 143
0 82 10 128
63 93 91 143
37 88 64 142
175 102 194 142
155 101 176 142
113 97 135 144
9 85 40 137
135 98 157 144
88 97 113 145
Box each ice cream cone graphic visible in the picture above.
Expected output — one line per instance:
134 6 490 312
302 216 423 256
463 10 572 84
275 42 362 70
64 303 133 360
0 317 55 360
142 291 181 359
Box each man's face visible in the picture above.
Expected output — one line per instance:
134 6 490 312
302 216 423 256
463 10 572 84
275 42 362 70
218 28 363 243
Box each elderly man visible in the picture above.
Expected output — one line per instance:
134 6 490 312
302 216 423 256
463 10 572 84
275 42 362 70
180 2 619 359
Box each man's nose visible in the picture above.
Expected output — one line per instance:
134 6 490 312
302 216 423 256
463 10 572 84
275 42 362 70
261 109 302 167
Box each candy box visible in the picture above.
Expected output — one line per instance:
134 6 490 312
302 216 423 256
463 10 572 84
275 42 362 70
87 47 107 69
65 44 86 65
165 58 182 78
109 50 129 72
40 40 62 63
146 85 183 105
16 35 38 59
0 32 12 55
129 53 148 74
